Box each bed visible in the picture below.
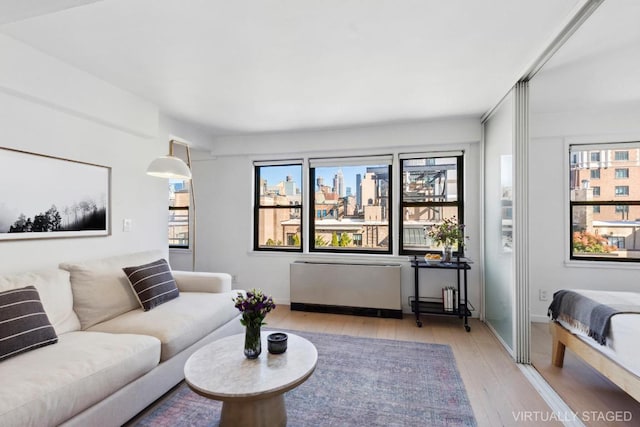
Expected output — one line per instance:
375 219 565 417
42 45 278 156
548 289 640 402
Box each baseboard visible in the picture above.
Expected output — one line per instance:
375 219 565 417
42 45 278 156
290 302 403 319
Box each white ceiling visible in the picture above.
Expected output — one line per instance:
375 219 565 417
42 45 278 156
0 0 583 136
531 0 640 114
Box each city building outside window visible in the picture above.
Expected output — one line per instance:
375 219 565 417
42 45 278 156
569 143 640 261
590 152 601 162
253 162 302 251
169 179 190 248
399 154 464 255
309 156 392 254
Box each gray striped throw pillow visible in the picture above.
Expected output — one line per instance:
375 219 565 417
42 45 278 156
0 286 58 361
122 258 179 311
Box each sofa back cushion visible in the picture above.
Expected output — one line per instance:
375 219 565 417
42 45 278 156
0 269 80 335
59 250 164 330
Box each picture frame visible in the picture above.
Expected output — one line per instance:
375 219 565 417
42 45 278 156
0 147 111 241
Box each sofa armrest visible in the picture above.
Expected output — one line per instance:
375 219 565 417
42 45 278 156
172 271 232 293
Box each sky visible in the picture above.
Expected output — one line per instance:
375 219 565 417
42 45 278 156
260 165 381 194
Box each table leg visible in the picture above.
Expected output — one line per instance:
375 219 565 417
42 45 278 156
220 394 286 427
414 262 422 327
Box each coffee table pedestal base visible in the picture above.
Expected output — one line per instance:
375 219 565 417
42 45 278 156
220 394 286 427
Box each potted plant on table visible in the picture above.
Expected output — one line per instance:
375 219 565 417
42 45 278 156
233 288 276 359
424 217 467 262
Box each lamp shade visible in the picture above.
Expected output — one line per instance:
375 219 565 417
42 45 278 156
146 155 192 179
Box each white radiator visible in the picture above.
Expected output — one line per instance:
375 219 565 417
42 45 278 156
289 261 402 318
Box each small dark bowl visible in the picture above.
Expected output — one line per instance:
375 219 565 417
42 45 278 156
267 332 288 354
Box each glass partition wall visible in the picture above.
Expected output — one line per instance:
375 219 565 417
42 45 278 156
528 0 640 417
483 93 515 352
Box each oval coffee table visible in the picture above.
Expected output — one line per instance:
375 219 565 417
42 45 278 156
184 332 317 427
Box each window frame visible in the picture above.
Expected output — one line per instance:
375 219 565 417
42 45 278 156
399 154 465 256
615 168 629 179
615 151 629 161
608 236 626 249
168 180 190 250
308 159 393 255
615 185 630 196
253 162 303 253
569 143 640 263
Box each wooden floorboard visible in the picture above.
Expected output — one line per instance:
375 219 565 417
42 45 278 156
268 307 562 427
531 322 640 427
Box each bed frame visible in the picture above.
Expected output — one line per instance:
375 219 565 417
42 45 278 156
550 321 640 402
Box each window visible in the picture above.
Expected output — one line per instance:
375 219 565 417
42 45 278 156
400 154 464 255
569 143 640 262
615 151 629 161
590 152 600 161
615 205 630 219
309 156 392 253
615 186 629 196
590 169 600 179
253 162 302 251
169 179 190 248
615 168 629 179
608 236 626 249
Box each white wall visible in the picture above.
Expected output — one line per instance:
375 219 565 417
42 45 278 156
0 34 171 273
192 118 483 316
529 105 640 322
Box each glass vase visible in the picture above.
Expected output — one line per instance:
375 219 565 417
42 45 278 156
244 323 262 359
442 245 453 263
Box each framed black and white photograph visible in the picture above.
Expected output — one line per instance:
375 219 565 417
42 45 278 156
0 147 111 241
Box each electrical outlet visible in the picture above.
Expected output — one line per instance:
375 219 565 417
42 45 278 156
232 275 238 284
122 218 132 232
539 289 548 301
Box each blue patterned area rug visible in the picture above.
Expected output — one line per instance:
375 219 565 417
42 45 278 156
129 330 477 427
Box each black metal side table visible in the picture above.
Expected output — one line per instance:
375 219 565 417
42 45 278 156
410 255 472 331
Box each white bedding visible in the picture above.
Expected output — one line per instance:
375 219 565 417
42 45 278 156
557 289 640 378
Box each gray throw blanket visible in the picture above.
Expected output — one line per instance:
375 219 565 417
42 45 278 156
548 289 640 345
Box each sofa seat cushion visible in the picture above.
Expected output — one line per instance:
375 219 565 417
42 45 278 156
0 331 160 427
88 291 240 361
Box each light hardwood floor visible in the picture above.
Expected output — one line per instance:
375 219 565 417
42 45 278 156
531 322 640 427
267 307 562 427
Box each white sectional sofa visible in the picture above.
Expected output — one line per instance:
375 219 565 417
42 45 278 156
0 250 243 427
